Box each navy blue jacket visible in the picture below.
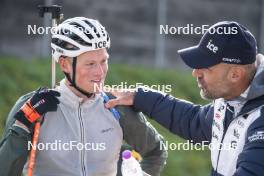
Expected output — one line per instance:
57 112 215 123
134 88 264 175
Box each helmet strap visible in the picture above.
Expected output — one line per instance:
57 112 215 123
64 57 94 98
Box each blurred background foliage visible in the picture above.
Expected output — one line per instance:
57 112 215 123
0 57 210 176
0 0 262 175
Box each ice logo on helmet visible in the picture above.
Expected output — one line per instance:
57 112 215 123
95 41 107 49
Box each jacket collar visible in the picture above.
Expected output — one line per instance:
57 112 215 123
57 79 101 107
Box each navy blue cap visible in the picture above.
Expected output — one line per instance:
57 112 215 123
178 21 257 69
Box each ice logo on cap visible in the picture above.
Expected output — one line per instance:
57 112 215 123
206 40 218 53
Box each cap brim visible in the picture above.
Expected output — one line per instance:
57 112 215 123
178 46 220 69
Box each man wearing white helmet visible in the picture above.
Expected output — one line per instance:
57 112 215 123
0 17 167 176
51 17 111 97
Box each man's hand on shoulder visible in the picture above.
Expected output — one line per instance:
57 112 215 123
105 88 136 108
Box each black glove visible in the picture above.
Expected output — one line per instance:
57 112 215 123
14 87 60 128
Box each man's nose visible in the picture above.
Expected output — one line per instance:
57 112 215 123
192 69 202 77
95 64 104 76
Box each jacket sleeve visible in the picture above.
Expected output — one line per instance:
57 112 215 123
117 105 168 176
0 93 33 176
134 87 214 143
234 108 264 176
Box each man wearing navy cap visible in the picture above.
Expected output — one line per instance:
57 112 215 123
106 21 264 175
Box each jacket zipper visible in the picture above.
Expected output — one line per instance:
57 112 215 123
78 103 86 176
215 113 237 172
215 121 227 172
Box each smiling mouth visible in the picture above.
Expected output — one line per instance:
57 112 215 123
91 79 102 83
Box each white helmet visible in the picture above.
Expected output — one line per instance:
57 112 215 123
51 17 110 62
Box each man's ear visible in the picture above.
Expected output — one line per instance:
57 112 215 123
58 57 71 73
228 66 244 83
